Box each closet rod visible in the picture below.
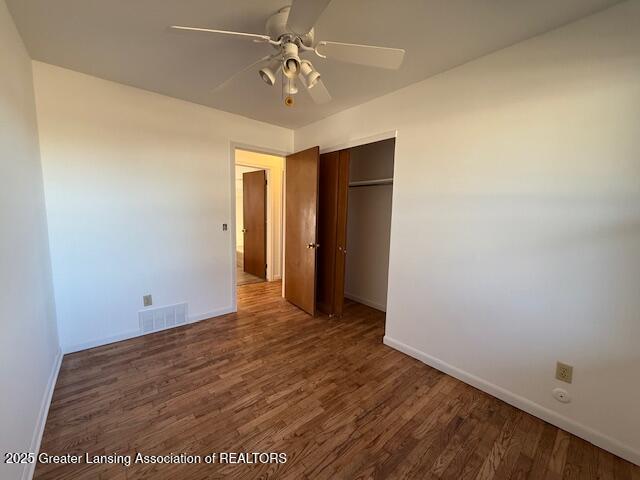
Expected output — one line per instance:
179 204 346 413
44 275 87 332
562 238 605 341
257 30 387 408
348 178 394 188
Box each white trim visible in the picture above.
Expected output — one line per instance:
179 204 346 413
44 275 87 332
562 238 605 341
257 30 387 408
319 130 398 154
64 330 142 354
229 143 239 313
63 306 236 354
383 335 640 467
23 348 63 480
230 142 291 158
345 292 386 312
188 306 235 323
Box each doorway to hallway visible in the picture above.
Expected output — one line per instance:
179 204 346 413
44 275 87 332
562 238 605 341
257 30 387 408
234 149 284 287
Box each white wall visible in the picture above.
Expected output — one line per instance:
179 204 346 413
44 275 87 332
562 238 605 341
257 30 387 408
32 61 293 353
0 2 60 479
296 1 640 465
345 140 395 311
235 150 284 280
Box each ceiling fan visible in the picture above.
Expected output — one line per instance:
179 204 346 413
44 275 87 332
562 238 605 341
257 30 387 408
170 0 406 107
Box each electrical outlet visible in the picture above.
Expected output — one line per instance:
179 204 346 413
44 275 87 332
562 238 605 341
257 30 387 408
222 223 228 231
143 294 152 307
555 362 573 383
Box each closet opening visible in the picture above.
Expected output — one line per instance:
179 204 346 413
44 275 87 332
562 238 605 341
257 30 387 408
316 137 395 319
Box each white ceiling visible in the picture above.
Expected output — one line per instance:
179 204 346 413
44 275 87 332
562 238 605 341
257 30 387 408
8 0 621 128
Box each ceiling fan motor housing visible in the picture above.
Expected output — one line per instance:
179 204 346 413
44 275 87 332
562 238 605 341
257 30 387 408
265 6 314 47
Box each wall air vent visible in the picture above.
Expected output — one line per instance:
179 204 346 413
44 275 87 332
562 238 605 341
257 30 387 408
138 302 188 335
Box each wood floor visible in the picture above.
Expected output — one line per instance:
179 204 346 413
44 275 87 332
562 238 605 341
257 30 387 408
236 266 265 286
237 251 265 286
36 282 639 480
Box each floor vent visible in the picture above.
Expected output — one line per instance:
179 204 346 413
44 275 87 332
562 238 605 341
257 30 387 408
139 303 188 334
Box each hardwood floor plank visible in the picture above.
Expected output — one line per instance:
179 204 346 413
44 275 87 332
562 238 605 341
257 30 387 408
33 281 640 479
546 429 572 480
526 423 560 480
475 410 523 480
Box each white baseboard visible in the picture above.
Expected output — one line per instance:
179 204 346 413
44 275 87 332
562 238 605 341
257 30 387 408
272 275 282 281
64 330 141 354
188 306 235 323
23 348 63 480
345 292 386 312
63 306 236 354
383 335 640 467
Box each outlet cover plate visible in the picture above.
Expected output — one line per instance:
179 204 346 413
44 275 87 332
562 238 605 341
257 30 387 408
556 362 573 383
143 294 153 307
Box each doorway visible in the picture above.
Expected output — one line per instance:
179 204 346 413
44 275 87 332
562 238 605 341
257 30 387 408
234 149 284 287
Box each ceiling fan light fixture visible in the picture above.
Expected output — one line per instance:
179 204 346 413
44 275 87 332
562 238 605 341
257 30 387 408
259 58 281 86
284 79 298 95
172 0 406 107
259 68 276 86
306 71 321 88
282 43 301 78
300 61 321 89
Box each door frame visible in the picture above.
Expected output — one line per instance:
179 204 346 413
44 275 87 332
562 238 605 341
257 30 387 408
229 142 290 312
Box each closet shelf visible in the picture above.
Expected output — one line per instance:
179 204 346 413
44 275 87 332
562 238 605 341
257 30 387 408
348 178 394 188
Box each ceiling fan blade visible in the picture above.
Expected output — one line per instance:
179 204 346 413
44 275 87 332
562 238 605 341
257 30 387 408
170 26 272 43
286 0 332 35
213 55 274 92
300 77 331 104
316 41 405 69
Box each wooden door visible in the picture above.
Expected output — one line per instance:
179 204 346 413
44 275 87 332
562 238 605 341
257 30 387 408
317 149 350 316
243 170 266 279
285 146 320 314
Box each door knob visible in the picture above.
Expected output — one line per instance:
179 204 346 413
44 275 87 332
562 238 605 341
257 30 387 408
306 243 320 249
242 228 247 233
